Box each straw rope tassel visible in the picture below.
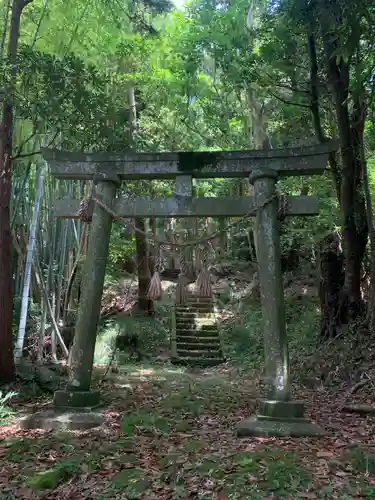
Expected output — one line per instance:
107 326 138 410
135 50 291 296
78 196 95 223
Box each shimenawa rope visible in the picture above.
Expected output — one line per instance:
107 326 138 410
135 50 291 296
77 192 287 304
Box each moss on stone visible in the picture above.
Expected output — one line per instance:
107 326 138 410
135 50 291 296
177 152 219 173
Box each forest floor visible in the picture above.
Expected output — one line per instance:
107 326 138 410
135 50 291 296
1 361 375 499
2 264 375 498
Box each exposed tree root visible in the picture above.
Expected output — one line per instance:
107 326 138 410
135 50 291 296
341 404 375 415
348 377 374 395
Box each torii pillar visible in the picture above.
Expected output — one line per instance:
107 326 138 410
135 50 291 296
54 177 118 409
237 169 324 437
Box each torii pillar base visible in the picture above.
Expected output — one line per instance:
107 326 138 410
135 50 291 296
53 389 101 411
237 400 325 437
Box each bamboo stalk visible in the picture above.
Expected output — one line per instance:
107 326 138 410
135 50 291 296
14 162 46 361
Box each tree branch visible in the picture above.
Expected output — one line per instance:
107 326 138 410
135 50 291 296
269 91 311 109
307 25 341 202
12 130 59 160
12 128 37 159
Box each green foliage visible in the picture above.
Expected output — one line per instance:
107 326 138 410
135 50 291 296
107 225 136 275
347 447 375 474
3 46 131 152
227 318 263 365
223 291 320 367
94 322 119 365
223 449 311 495
94 311 168 364
0 390 17 425
27 458 80 491
5 437 34 463
111 467 151 496
122 410 171 435
161 391 204 416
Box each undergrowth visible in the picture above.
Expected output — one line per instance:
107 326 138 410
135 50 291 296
94 302 170 365
95 270 374 391
221 289 373 389
0 390 17 426
221 293 320 368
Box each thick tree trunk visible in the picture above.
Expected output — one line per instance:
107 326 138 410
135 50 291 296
307 23 368 337
330 68 368 320
0 0 33 381
317 3 368 326
0 98 15 381
318 233 345 338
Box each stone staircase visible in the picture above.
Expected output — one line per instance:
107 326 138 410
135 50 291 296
171 295 225 366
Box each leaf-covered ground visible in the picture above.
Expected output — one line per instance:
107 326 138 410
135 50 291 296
1 363 375 499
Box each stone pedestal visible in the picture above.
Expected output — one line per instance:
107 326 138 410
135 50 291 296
237 400 324 437
54 389 101 410
19 409 104 431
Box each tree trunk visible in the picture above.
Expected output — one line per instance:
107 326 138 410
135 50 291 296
149 216 156 275
135 217 154 315
307 27 344 335
127 84 153 315
218 217 227 257
318 233 345 338
307 27 341 202
0 0 33 382
329 65 368 320
0 97 15 380
361 135 375 328
317 4 368 327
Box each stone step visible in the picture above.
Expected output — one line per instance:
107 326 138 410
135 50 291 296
198 324 218 330
175 335 220 344
180 295 213 300
175 317 217 324
176 349 222 358
186 300 214 306
175 314 202 320
176 315 215 322
184 306 214 313
175 321 217 330
176 325 218 332
176 306 214 312
176 342 221 350
175 321 216 328
181 299 213 303
187 295 212 302
175 329 219 338
175 319 196 327
175 307 215 316
171 357 226 367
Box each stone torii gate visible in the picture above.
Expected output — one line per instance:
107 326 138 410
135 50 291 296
42 140 337 437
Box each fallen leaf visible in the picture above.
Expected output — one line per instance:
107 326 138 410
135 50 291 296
316 450 335 458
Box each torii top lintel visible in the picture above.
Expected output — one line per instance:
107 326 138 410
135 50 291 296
41 140 338 181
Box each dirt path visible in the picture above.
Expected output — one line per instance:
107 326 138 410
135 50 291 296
1 363 375 499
